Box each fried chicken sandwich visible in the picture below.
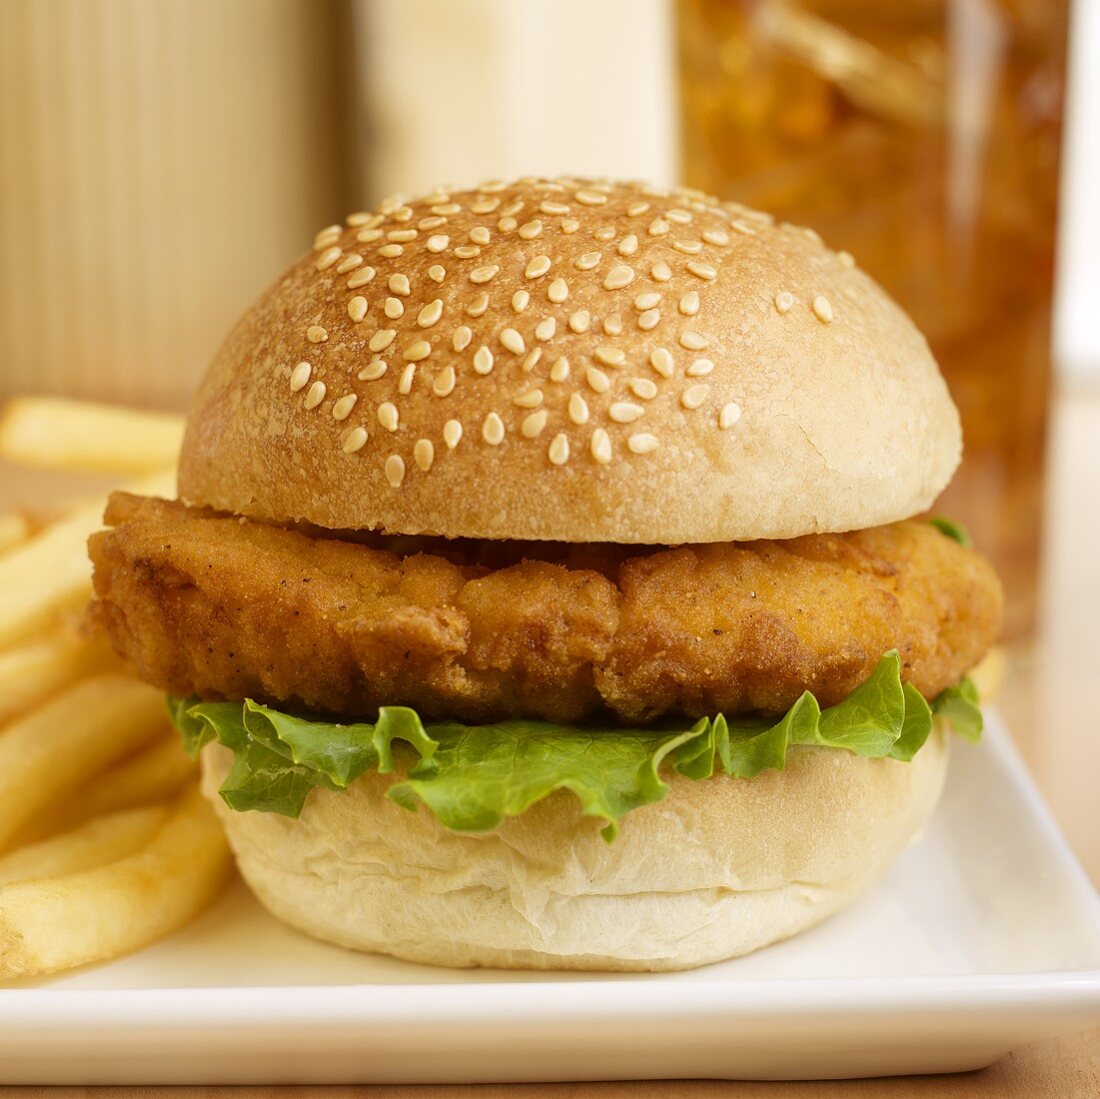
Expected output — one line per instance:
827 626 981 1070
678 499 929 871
89 177 1002 971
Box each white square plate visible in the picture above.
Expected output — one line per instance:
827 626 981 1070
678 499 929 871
2 711 1099 1084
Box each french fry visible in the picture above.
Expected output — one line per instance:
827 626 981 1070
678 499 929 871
0 468 174 648
0 630 115 726
0 784 231 979
0 675 166 851
0 397 185 474
0 806 167 886
13 733 196 845
0 514 31 555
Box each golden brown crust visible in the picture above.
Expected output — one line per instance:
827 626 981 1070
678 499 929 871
90 494 1002 723
177 177 961 543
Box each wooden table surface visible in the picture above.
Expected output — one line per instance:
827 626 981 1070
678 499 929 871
1 391 1097 1095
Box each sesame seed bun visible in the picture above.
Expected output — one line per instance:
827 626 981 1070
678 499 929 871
200 730 948 971
177 177 960 543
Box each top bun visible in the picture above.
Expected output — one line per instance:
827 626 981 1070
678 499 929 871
178 177 960 543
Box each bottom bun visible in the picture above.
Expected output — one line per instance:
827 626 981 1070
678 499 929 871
201 732 947 972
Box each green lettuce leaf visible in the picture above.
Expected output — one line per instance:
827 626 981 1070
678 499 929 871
929 515 973 547
170 650 980 841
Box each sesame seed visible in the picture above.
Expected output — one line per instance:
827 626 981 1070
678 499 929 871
418 216 447 231
289 362 312 392
679 291 700 316
473 346 494 374
512 290 530 313
548 433 570 465
470 226 491 245
398 363 416 394
433 365 456 396
627 202 650 217
594 226 616 242
314 224 342 248
575 252 602 271
414 438 435 471
679 331 709 351
609 401 644 424
389 273 411 295
337 254 364 274
498 217 518 232
687 357 714 377
519 219 544 239
522 348 542 372
479 179 506 193
550 356 570 382
702 229 730 247
332 393 358 420
467 292 490 317
575 190 607 206
303 380 326 409
378 402 399 431
687 261 718 281
586 367 610 394
500 200 524 218
513 389 543 409
525 256 551 279
342 426 368 453
454 245 481 259
428 264 446 283
634 292 661 310
432 203 461 216
351 213 382 230
630 377 658 400
666 209 692 225
719 402 741 429
812 295 834 323
627 433 660 454
315 246 342 271
638 309 660 331
482 412 505 446
617 234 639 257
568 393 590 425
347 267 376 289
470 265 499 284
774 291 794 314
378 244 404 258
443 419 463 449
591 428 612 464
548 278 569 303
604 265 635 290
651 261 672 282
648 218 670 237
561 218 579 234
385 454 405 487
594 345 626 367
358 359 388 381
650 348 674 377
306 325 328 344
452 325 472 351
837 250 855 268
521 410 548 438
540 200 571 215
500 328 525 354
388 228 417 243
681 384 709 410
471 198 500 214
569 310 591 333
731 219 756 236
357 228 383 244
418 299 444 328
535 317 556 341
384 297 405 319
391 205 414 222
401 340 429 363
673 240 703 255
602 313 623 336
427 235 449 253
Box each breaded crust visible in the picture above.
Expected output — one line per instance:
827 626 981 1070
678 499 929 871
89 494 1002 724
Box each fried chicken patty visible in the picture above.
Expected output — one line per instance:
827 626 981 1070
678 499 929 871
89 493 1002 725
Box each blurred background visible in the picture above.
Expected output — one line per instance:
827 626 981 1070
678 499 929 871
0 0 1096 640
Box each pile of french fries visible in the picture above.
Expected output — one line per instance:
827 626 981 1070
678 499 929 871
0 396 232 981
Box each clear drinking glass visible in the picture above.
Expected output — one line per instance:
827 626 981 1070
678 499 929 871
678 0 1069 639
